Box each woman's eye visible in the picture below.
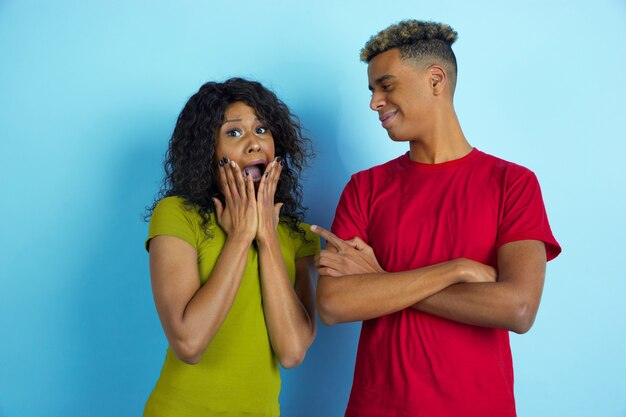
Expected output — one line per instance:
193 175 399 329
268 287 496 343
256 126 268 134
226 129 242 138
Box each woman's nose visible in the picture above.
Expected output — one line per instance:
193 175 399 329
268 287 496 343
247 138 261 153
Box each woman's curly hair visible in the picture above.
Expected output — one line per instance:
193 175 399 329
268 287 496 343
146 77 314 238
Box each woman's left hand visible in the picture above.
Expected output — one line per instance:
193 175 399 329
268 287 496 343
255 157 283 244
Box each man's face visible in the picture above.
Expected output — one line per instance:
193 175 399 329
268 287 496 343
367 48 433 141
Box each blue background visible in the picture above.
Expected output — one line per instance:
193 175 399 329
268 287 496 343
1 1 625 416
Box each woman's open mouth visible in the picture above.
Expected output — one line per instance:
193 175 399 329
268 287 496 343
243 162 267 182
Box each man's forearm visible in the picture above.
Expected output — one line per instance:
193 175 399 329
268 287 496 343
317 260 469 325
413 240 547 334
412 281 531 333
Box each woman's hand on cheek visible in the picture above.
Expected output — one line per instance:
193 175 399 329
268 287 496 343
255 157 283 244
213 158 258 243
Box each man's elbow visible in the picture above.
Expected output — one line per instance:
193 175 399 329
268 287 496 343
318 307 339 326
509 302 538 334
317 290 343 326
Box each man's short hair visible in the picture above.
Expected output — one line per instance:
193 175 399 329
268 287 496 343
361 20 459 94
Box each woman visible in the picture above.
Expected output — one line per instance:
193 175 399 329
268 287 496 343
144 78 319 417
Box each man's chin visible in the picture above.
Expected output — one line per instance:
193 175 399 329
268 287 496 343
386 129 411 142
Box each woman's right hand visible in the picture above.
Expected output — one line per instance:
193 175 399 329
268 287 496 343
453 258 497 283
213 158 257 243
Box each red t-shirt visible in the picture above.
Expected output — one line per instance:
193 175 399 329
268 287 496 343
331 149 561 417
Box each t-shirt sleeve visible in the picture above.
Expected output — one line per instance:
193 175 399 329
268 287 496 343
146 197 198 251
331 175 369 243
497 169 561 261
294 223 321 259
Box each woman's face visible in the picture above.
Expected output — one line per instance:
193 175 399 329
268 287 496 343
215 101 275 183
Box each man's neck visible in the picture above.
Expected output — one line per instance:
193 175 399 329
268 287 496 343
408 109 471 164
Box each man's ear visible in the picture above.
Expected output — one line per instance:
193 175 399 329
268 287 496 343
428 65 447 96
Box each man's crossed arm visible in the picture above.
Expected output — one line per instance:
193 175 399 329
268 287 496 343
311 225 546 334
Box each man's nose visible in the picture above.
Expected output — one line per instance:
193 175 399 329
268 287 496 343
370 92 385 111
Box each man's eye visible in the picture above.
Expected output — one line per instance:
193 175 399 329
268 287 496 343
256 126 268 134
382 84 391 90
226 129 242 137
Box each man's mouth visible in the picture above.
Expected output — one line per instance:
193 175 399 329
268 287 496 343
379 111 397 128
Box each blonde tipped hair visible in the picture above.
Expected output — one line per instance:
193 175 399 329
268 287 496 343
360 20 457 63
361 20 459 95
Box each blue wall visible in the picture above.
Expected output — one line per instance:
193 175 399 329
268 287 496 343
1 1 625 416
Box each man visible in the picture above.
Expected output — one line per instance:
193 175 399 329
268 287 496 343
312 20 561 417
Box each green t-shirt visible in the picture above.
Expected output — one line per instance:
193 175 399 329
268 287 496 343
144 196 320 417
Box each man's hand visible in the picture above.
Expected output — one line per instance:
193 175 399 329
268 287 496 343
310 225 384 276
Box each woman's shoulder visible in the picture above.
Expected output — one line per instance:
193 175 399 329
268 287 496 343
151 196 210 231
147 196 211 251
154 195 188 211
154 196 203 217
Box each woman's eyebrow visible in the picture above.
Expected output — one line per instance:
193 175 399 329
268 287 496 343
222 117 260 124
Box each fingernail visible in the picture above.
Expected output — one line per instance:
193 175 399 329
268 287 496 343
264 172 269 178
218 159 224 167
230 161 236 167
279 159 284 166
244 169 249 176
276 156 282 163
222 157 228 163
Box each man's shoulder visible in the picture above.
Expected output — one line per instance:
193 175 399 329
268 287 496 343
475 149 534 177
350 154 405 180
